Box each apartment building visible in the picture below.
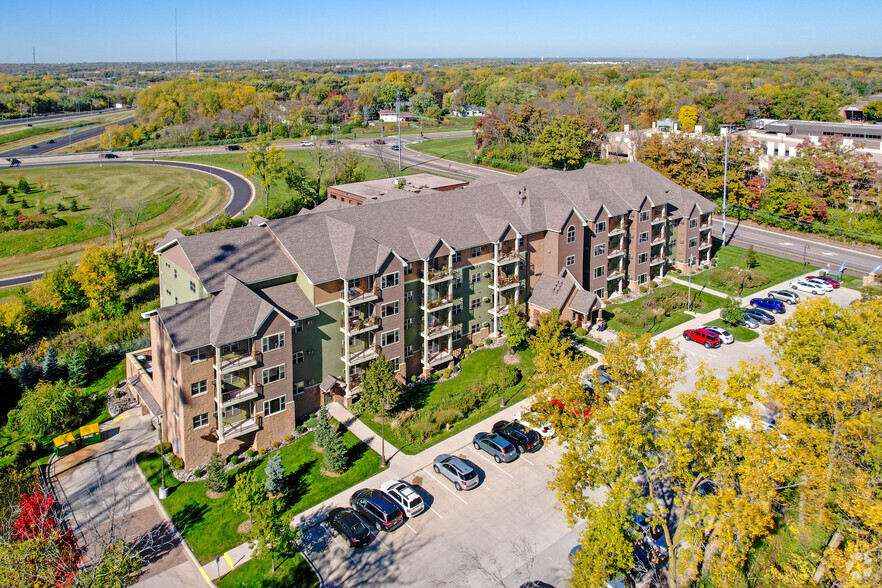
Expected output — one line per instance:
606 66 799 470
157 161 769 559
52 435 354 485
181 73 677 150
126 162 714 467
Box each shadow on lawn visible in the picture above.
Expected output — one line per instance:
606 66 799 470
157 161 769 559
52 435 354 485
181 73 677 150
257 554 318 588
345 442 369 467
396 384 432 412
284 460 316 506
172 502 208 531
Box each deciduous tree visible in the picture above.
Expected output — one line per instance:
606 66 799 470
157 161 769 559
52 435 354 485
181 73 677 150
500 306 529 350
245 133 286 214
232 469 266 526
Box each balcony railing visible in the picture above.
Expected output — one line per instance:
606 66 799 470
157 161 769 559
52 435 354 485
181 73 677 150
427 350 454 367
341 284 380 305
341 315 379 335
651 214 666 225
223 418 260 439
424 295 454 311
342 345 380 366
650 256 665 266
698 240 712 249
608 223 626 236
216 350 260 374
492 274 520 291
608 270 625 280
426 267 454 284
489 303 511 317
217 383 261 407
423 322 453 340
492 250 519 266
607 247 626 258
650 234 666 246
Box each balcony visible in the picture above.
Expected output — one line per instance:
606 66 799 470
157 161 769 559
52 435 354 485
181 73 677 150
223 418 260 440
700 224 713 232
215 351 260 375
699 240 712 250
426 267 454 284
341 285 379 305
423 295 454 312
427 350 454 367
651 214 666 225
342 345 380 366
492 250 519 266
489 303 511 317
423 322 453 340
607 247 626 259
650 234 666 246
491 274 520 291
608 270 625 281
217 384 260 408
340 315 379 335
608 223 626 237
650 256 665 266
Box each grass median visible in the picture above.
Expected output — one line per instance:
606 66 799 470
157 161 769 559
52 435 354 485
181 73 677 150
690 242 818 297
703 318 760 342
602 283 727 335
407 135 476 165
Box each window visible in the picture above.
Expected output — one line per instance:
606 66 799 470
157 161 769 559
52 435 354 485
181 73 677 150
391 357 401 371
688 237 698 248
404 318 414 330
638 252 648 264
262 364 286 385
189 281 196 293
223 373 240 385
593 266 605 279
471 247 481 258
594 288 605 299
263 396 286 416
594 243 606 256
293 351 304 364
223 405 241 419
347 278 360 290
405 345 414 357
173 269 177 279
404 263 413 274
566 255 576 266
165 262 170 268
189 347 207 362
262 332 285 352
191 380 208 396
638 273 648 285
404 290 413 303
294 381 306 394
453 276 463 289
292 321 303 333
381 272 399 289
470 299 481 309
639 211 650 222
165 289 171 297
596 220 607 233
453 301 463 315
639 232 649 244
380 301 399 318
452 251 462 263
453 325 462 340
566 225 576 243
470 323 481 335
381 329 400 347
689 218 698 229
470 272 481 284
193 413 209 429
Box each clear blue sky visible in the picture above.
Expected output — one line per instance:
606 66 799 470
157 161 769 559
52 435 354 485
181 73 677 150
2 0 879 63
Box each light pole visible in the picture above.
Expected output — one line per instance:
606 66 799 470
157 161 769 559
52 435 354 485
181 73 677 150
151 416 169 499
687 252 695 311
380 397 392 467
721 126 729 246
803 243 810 268
396 91 402 173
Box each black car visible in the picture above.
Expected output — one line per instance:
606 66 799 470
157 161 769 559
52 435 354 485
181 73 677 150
47 139 56 144
744 307 775 325
7 158 20 167
350 488 405 532
31 144 39 148
103 153 119 159
226 144 241 151
326 139 341 145
492 420 542 453
373 138 386 144
326 507 373 548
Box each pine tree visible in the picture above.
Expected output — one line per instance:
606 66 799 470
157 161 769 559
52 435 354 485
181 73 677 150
264 453 286 494
15 358 41 390
360 355 400 414
314 407 332 449
67 352 87 387
205 452 228 494
322 425 348 474
42 345 62 381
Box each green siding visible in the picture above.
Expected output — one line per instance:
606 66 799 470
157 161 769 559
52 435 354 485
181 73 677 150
159 254 207 307
295 272 316 304
316 302 346 380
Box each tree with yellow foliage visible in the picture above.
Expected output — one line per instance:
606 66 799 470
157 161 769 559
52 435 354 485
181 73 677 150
245 134 286 215
678 105 698 132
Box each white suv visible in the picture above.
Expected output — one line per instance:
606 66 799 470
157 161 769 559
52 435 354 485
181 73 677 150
379 479 425 517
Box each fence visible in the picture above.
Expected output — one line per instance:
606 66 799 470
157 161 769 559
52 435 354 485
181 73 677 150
103 336 150 356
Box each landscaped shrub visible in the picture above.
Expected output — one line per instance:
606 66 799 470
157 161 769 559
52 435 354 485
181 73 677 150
304 417 318 429
404 416 439 442
661 278 672 285
246 449 256 459
702 267 770 292
639 285 647 293
169 456 184 470
272 441 280 449
155 442 172 455
431 372 441 381
229 455 238 465
622 287 630 294
649 281 658 289
432 407 463 427
503 365 521 389
574 327 587 337
442 368 452 379
284 434 293 442
193 468 205 478
463 348 472 357
296 426 306 435
258 448 267 456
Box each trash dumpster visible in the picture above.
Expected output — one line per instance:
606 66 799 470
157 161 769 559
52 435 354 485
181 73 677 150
52 431 79 457
79 423 101 446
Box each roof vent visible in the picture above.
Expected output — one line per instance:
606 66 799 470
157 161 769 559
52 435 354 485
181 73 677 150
518 188 527 205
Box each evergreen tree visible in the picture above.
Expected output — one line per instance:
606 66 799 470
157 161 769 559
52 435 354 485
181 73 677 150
360 355 400 414
0 358 22 419
67 352 87 387
314 407 332 449
322 425 348 474
264 453 286 494
42 345 62 381
205 452 229 494
15 358 41 390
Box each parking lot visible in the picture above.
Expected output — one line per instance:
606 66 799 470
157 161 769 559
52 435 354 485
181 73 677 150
299 436 592 588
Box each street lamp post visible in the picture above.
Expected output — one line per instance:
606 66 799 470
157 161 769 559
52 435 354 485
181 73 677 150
721 126 730 246
380 398 392 467
803 243 811 268
151 416 169 499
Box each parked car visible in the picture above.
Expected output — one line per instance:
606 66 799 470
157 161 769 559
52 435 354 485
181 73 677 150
513 410 555 438
379 479 425 518
550 398 592 420
629 513 669 561
226 144 241 151
683 328 722 349
810 275 840 288
744 307 775 325
300 140 315 147
736 313 760 329
326 507 373 548
595 364 615 386
805 277 834 292
750 297 786 314
790 279 826 295
492 420 543 454
768 289 800 304
433 454 480 490
473 432 518 463
373 138 386 144
349 488 405 532
102 153 119 158
702 325 734 344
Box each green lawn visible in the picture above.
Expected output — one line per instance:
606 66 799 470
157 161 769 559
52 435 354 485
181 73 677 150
407 136 476 165
216 553 318 588
603 283 727 335
704 318 760 342
692 243 818 296
137 429 382 563
573 336 606 354
358 346 536 455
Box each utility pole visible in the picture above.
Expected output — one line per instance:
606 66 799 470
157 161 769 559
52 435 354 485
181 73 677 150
396 91 402 173
721 126 729 247
32 47 35 65
174 8 178 65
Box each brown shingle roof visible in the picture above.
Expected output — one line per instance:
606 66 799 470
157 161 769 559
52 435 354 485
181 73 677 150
529 273 575 312
569 290 598 315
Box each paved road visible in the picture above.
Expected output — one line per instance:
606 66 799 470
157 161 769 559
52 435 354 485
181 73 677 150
0 107 131 127
1 116 136 157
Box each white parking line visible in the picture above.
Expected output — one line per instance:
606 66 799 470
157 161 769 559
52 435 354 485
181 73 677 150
404 521 417 534
519 454 536 466
330 531 362 568
469 447 515 478
374 533 390 551
430 508 443 520
481 482 493 491
424 469 468 504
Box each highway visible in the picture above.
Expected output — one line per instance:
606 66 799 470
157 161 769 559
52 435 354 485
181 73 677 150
1 116 136 158
0 107 132 128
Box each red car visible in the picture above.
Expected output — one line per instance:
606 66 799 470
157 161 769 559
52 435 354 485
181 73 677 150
809 275 840 288
683 328 722 349
550 398 592 420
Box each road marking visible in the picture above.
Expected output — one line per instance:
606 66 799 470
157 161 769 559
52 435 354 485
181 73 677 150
404 521 418 534
481 482 493 491
198 567 212 585
520 454 536 466
779 242 794 246
470 447 515 478
112 414 131 422
330 532 361 567
424 469 468 504
374 534 390 551
223 552 236 570
822 251 835 256
430 508 444 519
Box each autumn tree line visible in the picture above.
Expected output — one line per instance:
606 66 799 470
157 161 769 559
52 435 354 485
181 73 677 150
529 294 882 588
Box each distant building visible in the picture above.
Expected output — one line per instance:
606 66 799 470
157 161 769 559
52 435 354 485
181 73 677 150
379 110 418 123
449 105 486 118
840 94 882 122
327 173 469 206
